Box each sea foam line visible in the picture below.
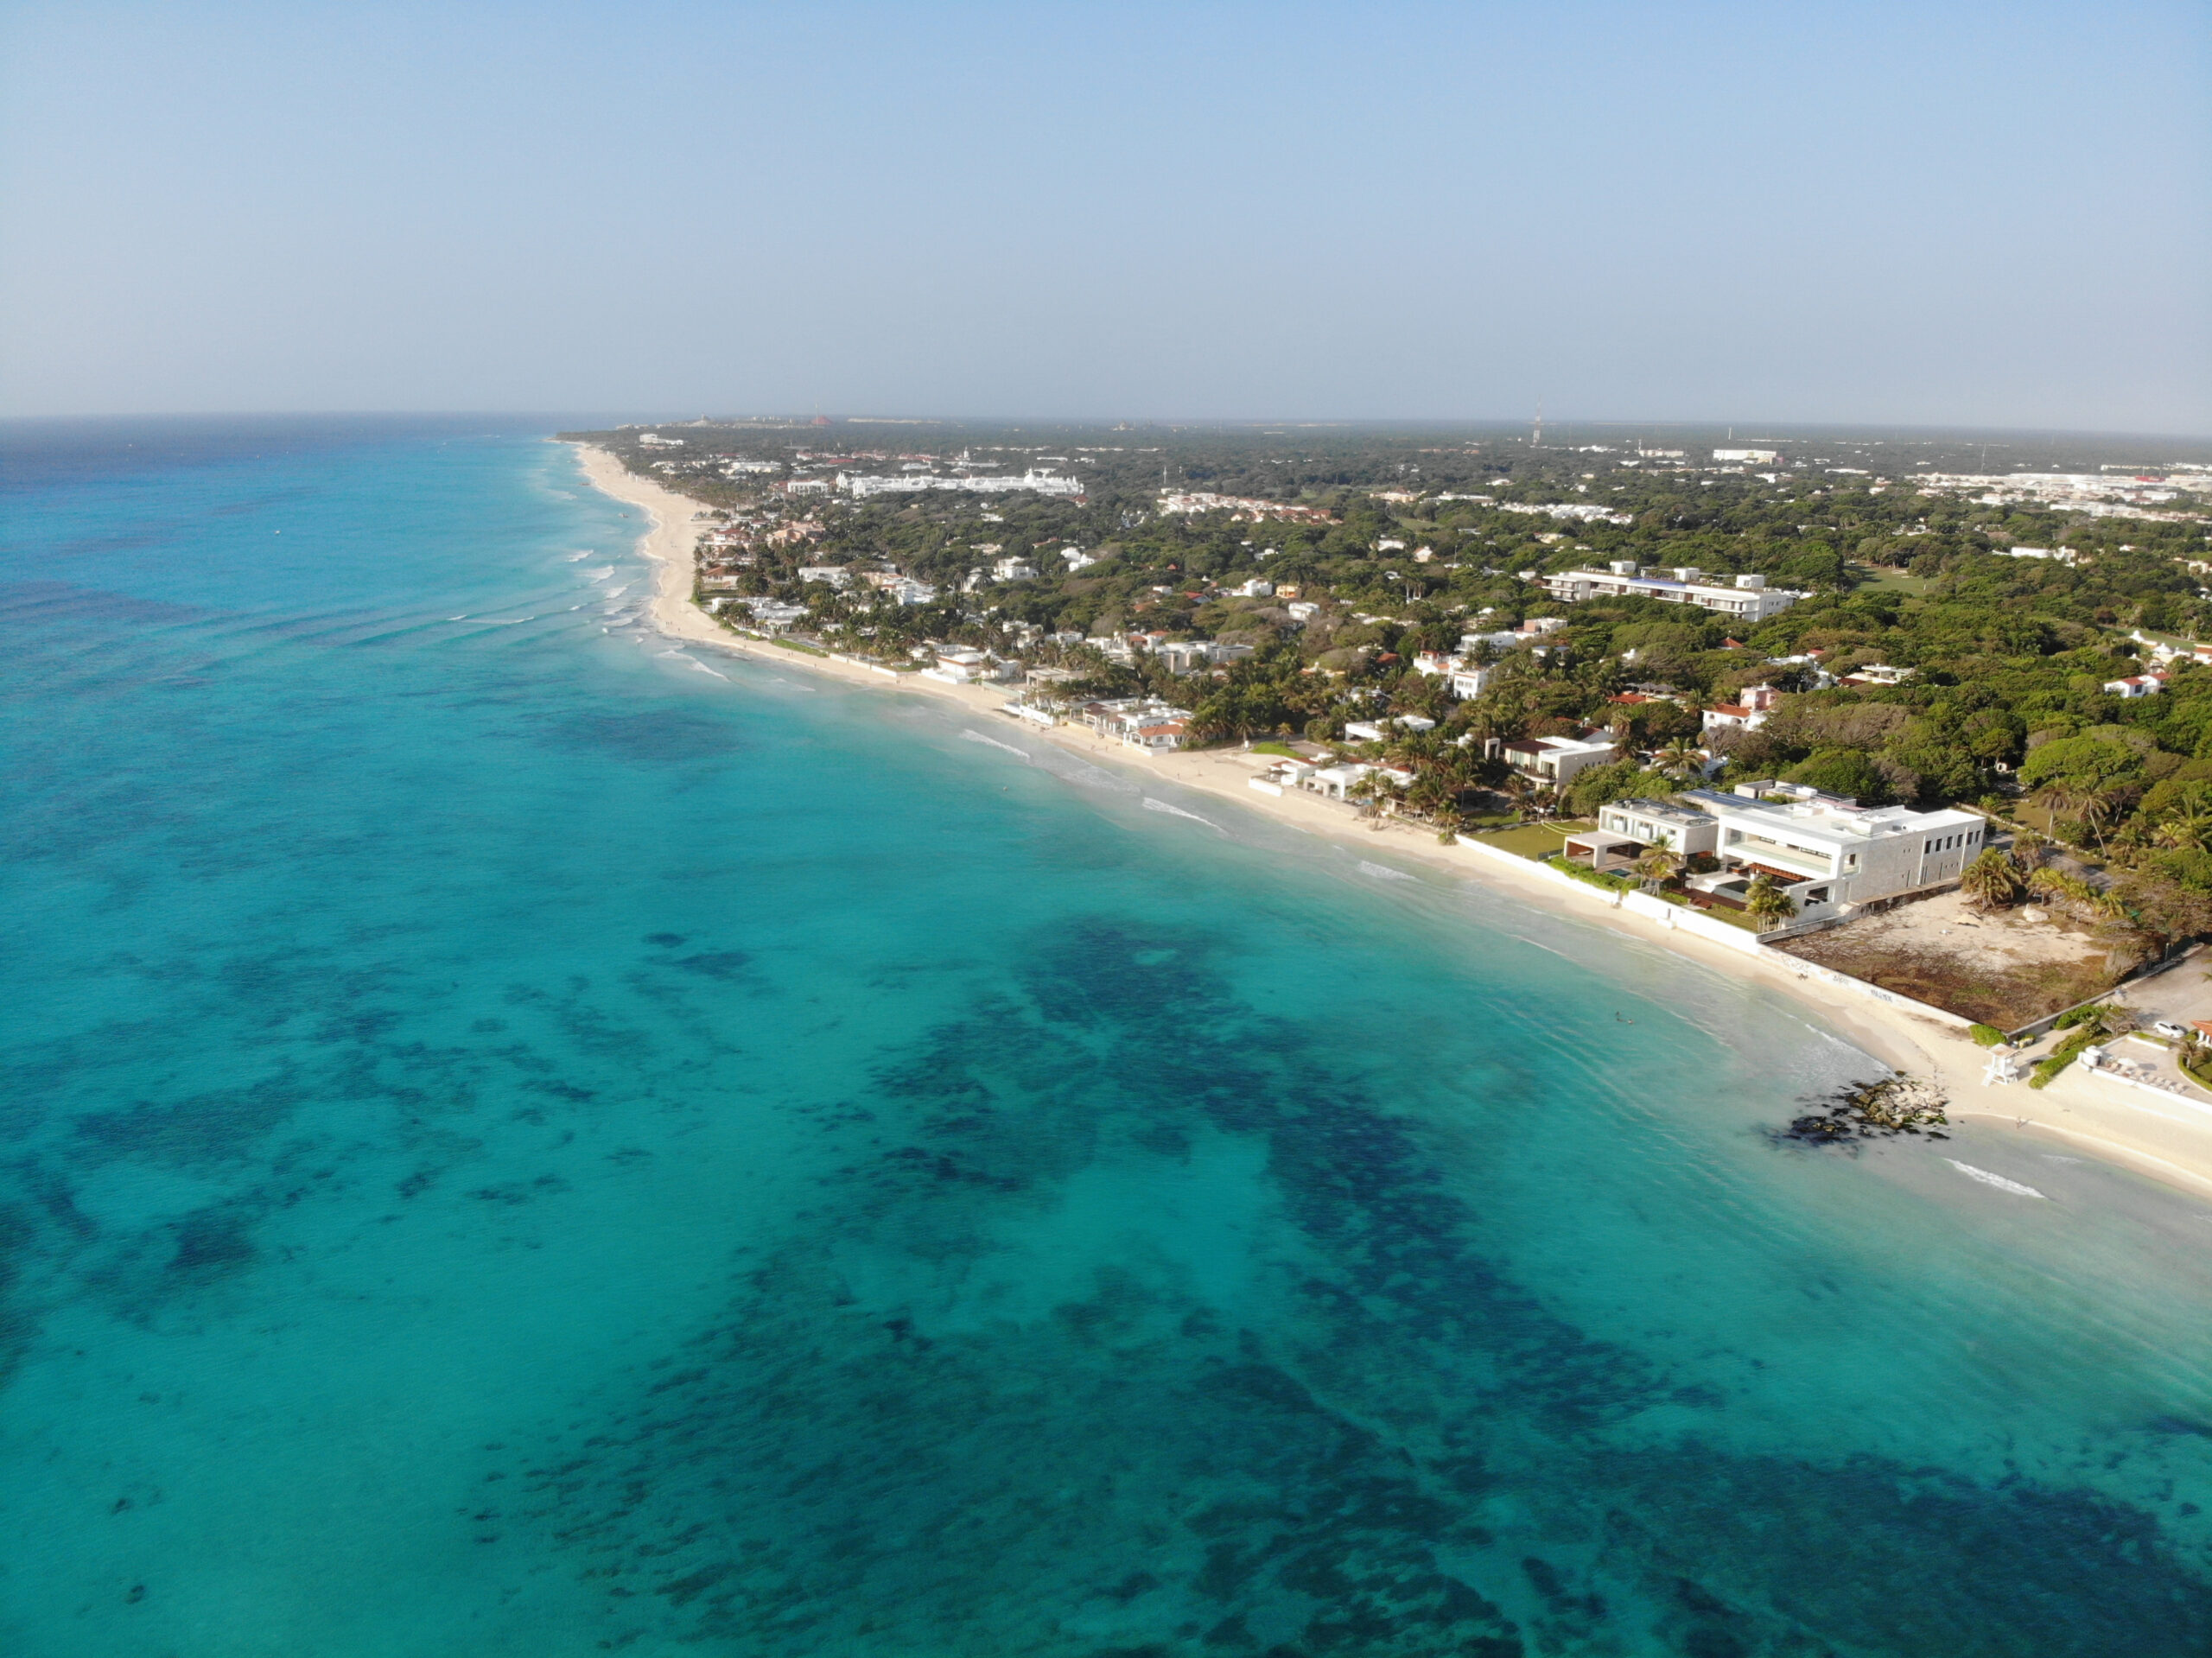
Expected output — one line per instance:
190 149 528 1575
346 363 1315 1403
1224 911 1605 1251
1945 1159 2048 1199
1358 860 1414 880
1144 797 1226 833
961 730 1032 760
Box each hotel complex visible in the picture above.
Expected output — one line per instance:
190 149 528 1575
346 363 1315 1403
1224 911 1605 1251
1537 562 1805 623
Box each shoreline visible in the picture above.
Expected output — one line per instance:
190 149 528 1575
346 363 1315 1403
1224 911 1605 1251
567 441 2212 1203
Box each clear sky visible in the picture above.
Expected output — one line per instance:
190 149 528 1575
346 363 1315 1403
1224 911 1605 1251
3 2 2206 431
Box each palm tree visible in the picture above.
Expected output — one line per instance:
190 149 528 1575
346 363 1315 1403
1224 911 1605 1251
2031 780 2086 836
1961 847 2024 909
1632 846 1682 893
2028 865 2094 907
1654 739 1706 783
1744 873 1798 932
2155 816 2208 852
2075 787 2120 854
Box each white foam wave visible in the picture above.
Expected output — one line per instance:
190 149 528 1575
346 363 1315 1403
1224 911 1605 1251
1143 797 1226 833
565 550 595 562
475 616 535 625
601 583 630 599
961 730 1032 760
1032 752 1140 793
1358 860 1414 880
1945 1159 2048 1199
689 660 728 680
2040 1154 2085 1166
582 565 615 580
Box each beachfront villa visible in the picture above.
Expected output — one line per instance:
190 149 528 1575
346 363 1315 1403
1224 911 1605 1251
1492 734 1618 790
1596 797 1720 855
1076 696 1194 750
1570 782 1986 924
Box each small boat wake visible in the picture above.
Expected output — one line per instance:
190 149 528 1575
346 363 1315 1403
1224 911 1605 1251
1144 797 1226 833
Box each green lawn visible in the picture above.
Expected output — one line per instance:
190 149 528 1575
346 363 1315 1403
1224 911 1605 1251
1849 564 1932 596
1465 819 1598 860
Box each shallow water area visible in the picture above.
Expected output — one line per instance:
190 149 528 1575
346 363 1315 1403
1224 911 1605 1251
3 419 2211 1657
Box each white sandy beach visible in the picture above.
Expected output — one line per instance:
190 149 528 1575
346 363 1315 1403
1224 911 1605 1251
571 442 2212 1201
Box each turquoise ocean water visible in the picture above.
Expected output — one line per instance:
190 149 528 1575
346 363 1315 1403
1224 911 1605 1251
4 419 2212 1656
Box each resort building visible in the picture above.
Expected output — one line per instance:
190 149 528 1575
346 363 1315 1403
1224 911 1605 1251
841 469 1084 499
924 648 994 684
1154 640 1256 675
727 598 809 629
1536 563 1802 623
1076 696 1193 750
1343 715 1436 743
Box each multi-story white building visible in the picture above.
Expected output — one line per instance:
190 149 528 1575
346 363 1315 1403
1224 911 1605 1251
1678 784 1985 920
1596 797 1720 855
1713 447 1781 464
841 469 1084 499
1538 563 1803 624
1154 640 1256 675
1493 734 1618 790
1414 651 1503 700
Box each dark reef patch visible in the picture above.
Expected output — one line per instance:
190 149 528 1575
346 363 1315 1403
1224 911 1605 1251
668 951 751 981
543 708 745 764
167 1205 257 1276
499 915 2212 1655
73 1071 306 1167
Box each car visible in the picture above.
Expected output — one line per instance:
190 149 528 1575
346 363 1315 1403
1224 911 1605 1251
2151 1020 2191 1041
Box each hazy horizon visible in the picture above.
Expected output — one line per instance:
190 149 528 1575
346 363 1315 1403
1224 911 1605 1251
3 2 2207 433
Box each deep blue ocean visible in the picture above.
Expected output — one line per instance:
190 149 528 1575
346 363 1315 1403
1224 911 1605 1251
4 419 2212 1656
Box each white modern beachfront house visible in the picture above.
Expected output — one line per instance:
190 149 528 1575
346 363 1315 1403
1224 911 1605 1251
1685 784 1983 920
1568 783 1986 924
1537 563 1803 623
1595 797 1720 855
